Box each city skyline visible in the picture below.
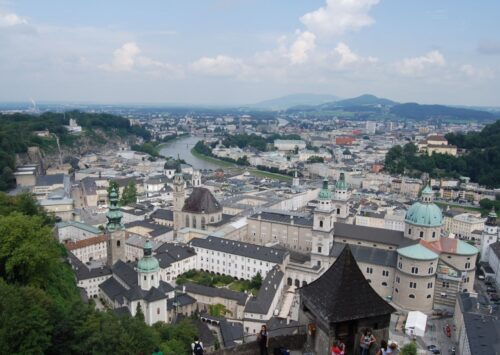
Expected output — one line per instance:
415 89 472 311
1 0 500 106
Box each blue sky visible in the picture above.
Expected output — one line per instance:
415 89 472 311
1 0 499 106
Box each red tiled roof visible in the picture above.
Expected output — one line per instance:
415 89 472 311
66 235 107 250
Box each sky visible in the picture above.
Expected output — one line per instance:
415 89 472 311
1 0 499 106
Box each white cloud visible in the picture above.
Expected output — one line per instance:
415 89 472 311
0 12 28 27
460 64 494 80
300 0 380 37
395 50 446 77
190 55 246 77
288 31 316 64
333 42 377 68
101 42 140 71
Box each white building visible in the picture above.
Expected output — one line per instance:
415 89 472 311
274 139 306 151
190 236 289 280
65 235 107 263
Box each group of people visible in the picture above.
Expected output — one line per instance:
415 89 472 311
358 329 400 355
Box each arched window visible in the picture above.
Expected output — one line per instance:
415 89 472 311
294 279 300 288
201 217 206 230
185 215 189 228
287 277 292 286
302 281 308 287
409 294 415 299
337 208 340 214
419 231 424 238
192 216 197 229
117 240 120 247
319 220 323 228
432 231 436 238
382 282 388 287
210 216 214 223
427 295 432 299
408 228 412 235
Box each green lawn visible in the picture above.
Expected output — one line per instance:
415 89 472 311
176 270 259 295
190 148 236 168
249 168 293 182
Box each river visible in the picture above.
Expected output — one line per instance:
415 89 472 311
159 135 220 170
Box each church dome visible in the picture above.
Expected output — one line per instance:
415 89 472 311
405 185 443 227
137 240 159 273
318 178 332 200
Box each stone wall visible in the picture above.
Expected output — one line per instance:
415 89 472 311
208 333 307 355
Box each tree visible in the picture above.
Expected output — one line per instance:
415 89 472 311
401 342 417 355
121 181 137 205
250 272 263 290
208 303 228 317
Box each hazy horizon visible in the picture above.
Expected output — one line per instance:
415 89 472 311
1 0 500 106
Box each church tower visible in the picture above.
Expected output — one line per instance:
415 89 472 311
192 169 201 187
106 186 126 266
480 208 498 262
312 178 335 256
404 185 442 241
173 163 185 232
292 170 300 188
137 240 160 291
332 172 350 220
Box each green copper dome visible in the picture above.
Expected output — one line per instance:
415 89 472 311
335 172 348 191
405 185 443 227
137 240 159 273
318 178 332 200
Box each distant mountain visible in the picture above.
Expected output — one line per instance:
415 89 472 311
252 93 339 110
332 94 397 107
390 103 495 121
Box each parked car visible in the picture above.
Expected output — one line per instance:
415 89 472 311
478 274 485 280
487 286 497 293
490 293 500 302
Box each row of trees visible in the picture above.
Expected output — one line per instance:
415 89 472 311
221 133 302 152
385 121 500 188
0 192 202 354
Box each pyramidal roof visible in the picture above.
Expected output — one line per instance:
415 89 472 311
182 187 222 214
300 245 395 323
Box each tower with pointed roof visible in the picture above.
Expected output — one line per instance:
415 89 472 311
312 178 335 257
404 185 442 241
106 186 126 266
299 245 395 355
480 208 498 262
173 161 185 232
332 172 350 220
137 240 160 290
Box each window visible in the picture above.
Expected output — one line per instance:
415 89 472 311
398 262 402 269
201 217 206 230
442 281 449 288
382 282 388 287
395 288 399 293
427 295 432 299
428 267 434 274
367 279 371 283
419 231 424 238
465 262 471 269
409 282 417 289
319 220 323 228
432 231 436 238
408 228 412 235
117 240 121 247
185 215 189 227
366 267 373 274
411 267 419 274
409 294 415 299
337 208 340 215
427 282 433 289
144 276 147 281
151 275 154 280
157 307 160 315
382 270 389 277
396 276 400 284
317 246 322 253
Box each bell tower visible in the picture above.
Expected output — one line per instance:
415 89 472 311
106 186 126 266
333 172 350 220
173 162 185 232
480 208 498 262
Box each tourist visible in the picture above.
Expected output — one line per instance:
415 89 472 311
386 340 400 354
191 336 204 355
331 341 342 355
257 325 269 355
360 329 376 355
376 340 388 355
337 339 346 355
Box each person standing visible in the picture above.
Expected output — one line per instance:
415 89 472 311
257 325 269 355
191 336 204 355
360 329 376 355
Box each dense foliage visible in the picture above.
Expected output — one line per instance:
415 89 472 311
0 111 150 191
0 192 199 354
121 181 138 206
384 120 500 187
306 156 325 163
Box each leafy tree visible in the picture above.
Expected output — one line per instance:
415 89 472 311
307 156 325 164
121 181 137 205
250 272 263 290
401 342 417 355
208 303 229 317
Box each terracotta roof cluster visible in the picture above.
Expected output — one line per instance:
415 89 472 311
65 235 106 250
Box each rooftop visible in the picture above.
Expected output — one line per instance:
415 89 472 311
182 187 222 214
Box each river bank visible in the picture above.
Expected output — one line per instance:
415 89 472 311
190 147 292 182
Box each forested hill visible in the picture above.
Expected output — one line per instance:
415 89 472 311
390 103 495 121
384 120 500 188
0 111 150 191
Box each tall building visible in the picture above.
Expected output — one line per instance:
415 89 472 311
106 186 126 266
173 165 185 232
480 208 498 262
